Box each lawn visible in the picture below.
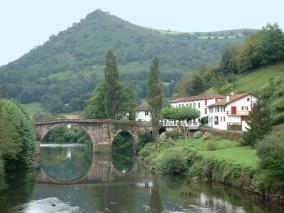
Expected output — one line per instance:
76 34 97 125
156 138 258 168
21 102 45 116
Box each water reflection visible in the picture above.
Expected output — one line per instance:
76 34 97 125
0 155 282 213
40 144 93 182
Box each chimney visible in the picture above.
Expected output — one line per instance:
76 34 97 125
226 96 230 102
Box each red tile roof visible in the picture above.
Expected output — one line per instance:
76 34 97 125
170 94 225 103
208 93 255 107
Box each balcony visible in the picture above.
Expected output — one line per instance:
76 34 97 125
227 110 249 116
162 119 199 129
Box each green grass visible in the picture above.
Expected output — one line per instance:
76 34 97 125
224 63 284 94
21 102 45 115
201 146 258 167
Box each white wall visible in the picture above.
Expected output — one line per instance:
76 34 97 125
136 111 151 122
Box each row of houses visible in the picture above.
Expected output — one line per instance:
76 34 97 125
136 93 257 131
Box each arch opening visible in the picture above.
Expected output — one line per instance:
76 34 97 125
40 124 93 182
112 130 135 172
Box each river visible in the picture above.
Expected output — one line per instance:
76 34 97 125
0 143 282 213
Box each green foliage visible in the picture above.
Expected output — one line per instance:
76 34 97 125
164 130 181 141
147 58 164 147
159 152 188 176
112 131 134 156
202 132 213 140
0 86 8 99
0 157 6 190
161 107 200 121
104 50 123 119
193 131 203 139
256 133 284 192
218 23 284 75
139 143 155 159
0 100 36 172
84 50 137 119
43 125 92 145
241 100 272 147
206 140 217 151
134 132 154 154
271 112 284 125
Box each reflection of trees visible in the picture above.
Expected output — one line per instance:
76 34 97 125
112 153 134 172
112 131 134 155
40 146 92 182
0 171 35 212
149 176 163 213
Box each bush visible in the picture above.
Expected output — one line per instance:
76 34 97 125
0 158 5 190
164 129 181 141
193 131 203 138
206 140 217 151
256 133 284 191
272 112 284 125
202 132 213 140
138 143 155 159
159 152 188 176
134 132 154 154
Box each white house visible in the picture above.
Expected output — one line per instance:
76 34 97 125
170 94 225 119
207 93 257 131
136 103 151 122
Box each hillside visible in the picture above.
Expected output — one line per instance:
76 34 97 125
204 63 284 126
0 9 252 114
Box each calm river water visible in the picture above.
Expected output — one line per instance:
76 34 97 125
0 144 282 213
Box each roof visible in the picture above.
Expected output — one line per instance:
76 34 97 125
137 103 149 111
170 94 225 103
208 93 255 107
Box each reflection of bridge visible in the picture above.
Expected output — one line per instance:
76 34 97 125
35 119 151 153
36 154 142 184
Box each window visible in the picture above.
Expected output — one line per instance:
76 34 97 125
247 98 250 101
205 108 207 114
193 103 196 108
198 102 200 108
145 111 149 115
205 99 207 106
189 103 192 107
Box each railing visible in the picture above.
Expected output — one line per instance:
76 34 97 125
227 110 249 116
227 123 242 131
162 119 199 129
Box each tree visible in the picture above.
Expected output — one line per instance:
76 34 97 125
161 107 200 139
0 86 8 99
218 47 239 74
104 49 123 119
256 132 284 191
84 83 107 119
118 85 137 120
241 100 272 147
147 58 163 149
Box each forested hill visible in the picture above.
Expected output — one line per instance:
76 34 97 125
0 9 254 114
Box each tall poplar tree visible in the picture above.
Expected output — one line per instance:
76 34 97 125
147 57 163 149
104 50 123 119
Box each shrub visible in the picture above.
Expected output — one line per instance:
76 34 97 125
138 143 155 159
134 132 154 154
274 98 284 113
206 140 217 151
256 133 284 191
0 157 6 190
164 129 181 141
159 152 188 176
202 132 213 140
271 112 284 125
193 131 203 138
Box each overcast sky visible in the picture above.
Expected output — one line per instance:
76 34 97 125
0 0 283 66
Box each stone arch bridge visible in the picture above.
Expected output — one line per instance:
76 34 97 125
35 119 151 153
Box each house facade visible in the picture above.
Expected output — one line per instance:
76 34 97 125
208 93 257 131
136 103 151 122
170 94 225 123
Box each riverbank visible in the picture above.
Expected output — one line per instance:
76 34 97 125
138 137 284 204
